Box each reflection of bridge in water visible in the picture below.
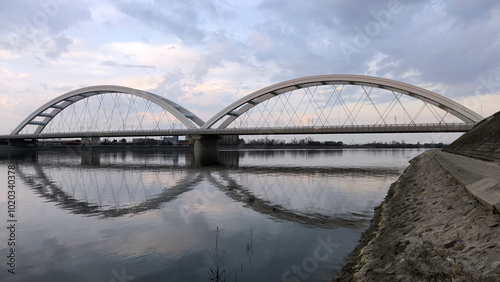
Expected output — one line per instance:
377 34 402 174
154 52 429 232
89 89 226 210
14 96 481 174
13 149 400 228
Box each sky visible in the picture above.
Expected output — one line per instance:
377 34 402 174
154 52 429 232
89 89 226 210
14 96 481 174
0 0 499 144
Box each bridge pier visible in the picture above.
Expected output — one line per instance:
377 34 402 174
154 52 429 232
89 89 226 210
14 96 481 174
82 136 100 146
8 138 37 147
191 135 220 152
191 135 220 166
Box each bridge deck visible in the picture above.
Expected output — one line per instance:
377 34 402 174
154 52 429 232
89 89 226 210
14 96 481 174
0 123 475 140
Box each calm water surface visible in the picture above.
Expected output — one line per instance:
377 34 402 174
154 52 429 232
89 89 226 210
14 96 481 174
0 148 426 281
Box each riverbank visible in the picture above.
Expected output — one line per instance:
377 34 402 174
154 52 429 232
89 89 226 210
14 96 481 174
0 144 194 151
333 150 500 281
0 144 444 151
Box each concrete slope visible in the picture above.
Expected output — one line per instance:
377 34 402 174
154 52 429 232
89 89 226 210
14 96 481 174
432 150 500 213
444 111 500 163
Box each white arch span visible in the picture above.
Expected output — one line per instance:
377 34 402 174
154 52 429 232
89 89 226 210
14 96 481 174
202 74 483 129
11 76 483 135
12 85 205 134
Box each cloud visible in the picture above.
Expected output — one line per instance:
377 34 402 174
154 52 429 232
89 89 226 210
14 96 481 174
443 0 500 24
190 31 251 81
0 0 90 59
44 34 73 59
0 50 19 60
0 0 91 33
99 61 155 69
0 0 91 59
114 0 207 44
98 0 500 115
248 0 500 99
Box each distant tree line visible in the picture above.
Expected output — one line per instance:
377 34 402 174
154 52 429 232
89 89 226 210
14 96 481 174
361 141 447 148
97 136 447 148
231 137 446 148
240 137 343 147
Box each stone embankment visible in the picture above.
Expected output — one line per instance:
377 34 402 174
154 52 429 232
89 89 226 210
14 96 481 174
334 112 500 281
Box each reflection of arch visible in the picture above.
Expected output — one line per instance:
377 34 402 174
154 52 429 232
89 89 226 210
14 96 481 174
101 173 203 218
16 163 202 217
12 85 205 134
206 169 390 228
202 74 483 129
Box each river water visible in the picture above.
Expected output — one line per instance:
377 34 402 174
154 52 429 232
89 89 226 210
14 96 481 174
0 148 426 281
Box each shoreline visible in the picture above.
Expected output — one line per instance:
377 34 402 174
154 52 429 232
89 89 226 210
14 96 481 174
0 144 437 151
333 150 500 281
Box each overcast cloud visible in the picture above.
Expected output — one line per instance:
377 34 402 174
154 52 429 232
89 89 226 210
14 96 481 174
0 0 499 139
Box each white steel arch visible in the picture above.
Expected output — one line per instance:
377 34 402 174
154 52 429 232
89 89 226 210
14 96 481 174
202 74 483 129
12 85 205 134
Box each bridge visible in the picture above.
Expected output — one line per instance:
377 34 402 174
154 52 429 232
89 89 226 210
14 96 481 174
0 74 483 150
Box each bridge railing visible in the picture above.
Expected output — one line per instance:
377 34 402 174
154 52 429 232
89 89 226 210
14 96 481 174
208 122 476 135
0 122 476 140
